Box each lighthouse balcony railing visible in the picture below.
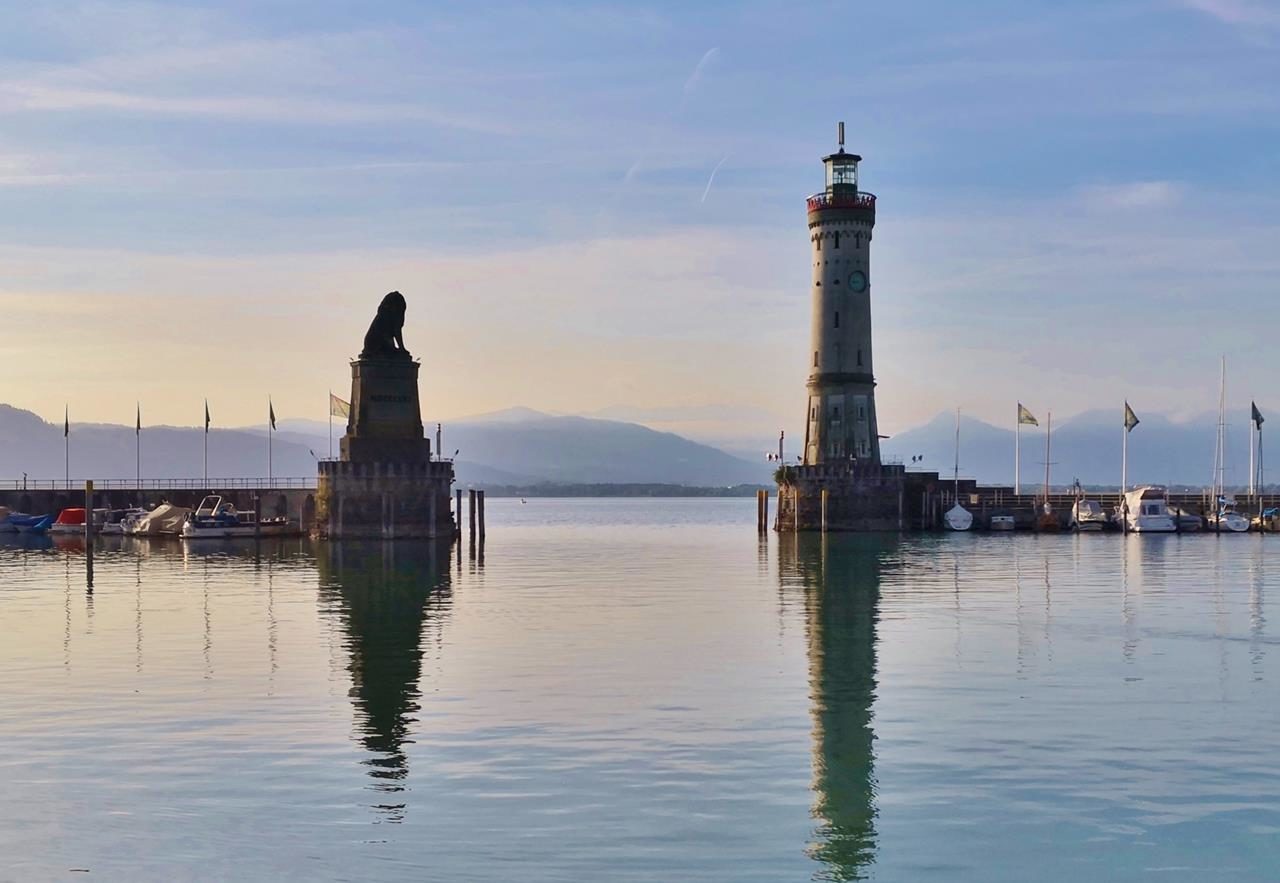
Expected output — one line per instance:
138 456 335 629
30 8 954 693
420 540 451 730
806 190 876 212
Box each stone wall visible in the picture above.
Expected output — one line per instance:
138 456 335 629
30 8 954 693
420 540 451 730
314 460 454 540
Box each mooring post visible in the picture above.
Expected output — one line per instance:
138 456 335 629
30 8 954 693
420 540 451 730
468 489 477 546
253 494 262 540
477 490 486 543
756 490 764 534
764 490 771 533
821 488 829 533
455 489 463 541
83 479 94 541
794 488 800 532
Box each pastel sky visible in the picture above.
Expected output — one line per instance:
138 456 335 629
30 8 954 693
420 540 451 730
2 0 1278 446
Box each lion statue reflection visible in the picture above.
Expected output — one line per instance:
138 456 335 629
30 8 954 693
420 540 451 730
360 291 411 360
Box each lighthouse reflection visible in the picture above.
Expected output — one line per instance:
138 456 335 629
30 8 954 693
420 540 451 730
317 541 452 821
780 534 890 880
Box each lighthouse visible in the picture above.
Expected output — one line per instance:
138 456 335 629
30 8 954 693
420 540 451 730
802 122 880 466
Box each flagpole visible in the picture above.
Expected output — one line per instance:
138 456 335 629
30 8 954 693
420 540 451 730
64 407 69 487
203 399 209 486
1121 413 1128 496
1250 416 1256 502
268 398 274 485
136 403 141 488
329 390 333 460
1015 411 1021 496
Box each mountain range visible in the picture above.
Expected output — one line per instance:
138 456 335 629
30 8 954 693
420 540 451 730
882 409 1263 489
3 402 1263 489
0 404 770 487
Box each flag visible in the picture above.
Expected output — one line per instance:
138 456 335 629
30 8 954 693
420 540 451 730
269 399 277 431
1017 403 1039 426
329 393 351 418
1253 401 1265 429
204 400 210 433
1124 402 1140 432
136 403 141 436
63 405 69 438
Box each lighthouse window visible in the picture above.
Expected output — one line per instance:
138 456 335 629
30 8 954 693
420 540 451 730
813 351 819 367
833 232 840 249
834 311 839 328
857 348 863 367
816 237 821 251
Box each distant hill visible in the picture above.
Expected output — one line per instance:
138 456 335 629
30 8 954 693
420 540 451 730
0 404 769 487
883 409 1261 488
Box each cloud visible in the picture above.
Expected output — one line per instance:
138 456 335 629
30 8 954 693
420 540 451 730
1180 0 1280 27
1077 180 1183 210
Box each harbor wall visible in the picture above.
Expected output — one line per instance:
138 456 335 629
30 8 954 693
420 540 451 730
0 486 318 530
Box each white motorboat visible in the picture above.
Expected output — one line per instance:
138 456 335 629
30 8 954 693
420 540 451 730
180 495 295 540
1122 486 1177 533
100 508 146 536
990 514 1016 531
1070 499 1109 532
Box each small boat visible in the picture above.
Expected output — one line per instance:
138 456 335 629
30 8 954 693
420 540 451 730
49 508 87 534
0 506 14 533
1253 508 1280 532
10 514 54 534
1170 505 1204 532
989 513 1016 531
1070 499 1109 532
180 495 295 539
126 503 191 536
1121 486 1176 533
100 508 146 536
1206 497 1250 533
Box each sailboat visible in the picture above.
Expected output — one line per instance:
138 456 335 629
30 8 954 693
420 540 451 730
944 409 973 531
1206 358 1250 532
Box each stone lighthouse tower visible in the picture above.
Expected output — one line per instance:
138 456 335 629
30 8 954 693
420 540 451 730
803 122 880 466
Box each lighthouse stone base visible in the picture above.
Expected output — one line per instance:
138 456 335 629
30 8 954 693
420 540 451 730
776 463 908 532
314 356 454 540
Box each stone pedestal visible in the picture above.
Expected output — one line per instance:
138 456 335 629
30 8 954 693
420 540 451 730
315 357 454 540
776 463 907 532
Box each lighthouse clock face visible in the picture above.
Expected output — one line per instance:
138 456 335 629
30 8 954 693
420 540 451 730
848 270 868 293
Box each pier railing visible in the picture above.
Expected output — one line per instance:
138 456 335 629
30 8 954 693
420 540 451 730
0 477 317 491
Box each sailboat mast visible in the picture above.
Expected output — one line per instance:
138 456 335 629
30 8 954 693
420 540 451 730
953 408 961 499
1217 357 1226 502
1044 411 1052 500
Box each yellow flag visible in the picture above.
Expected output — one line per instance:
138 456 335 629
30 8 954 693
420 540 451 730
329 393 350 418
1017 403 1039 426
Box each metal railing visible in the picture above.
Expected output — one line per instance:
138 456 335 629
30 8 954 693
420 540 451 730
0 477 317 491
806 190 876 212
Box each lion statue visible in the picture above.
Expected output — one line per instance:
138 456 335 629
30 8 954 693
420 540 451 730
360 291 411 359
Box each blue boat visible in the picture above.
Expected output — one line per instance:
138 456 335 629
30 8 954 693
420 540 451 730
9 514 54 534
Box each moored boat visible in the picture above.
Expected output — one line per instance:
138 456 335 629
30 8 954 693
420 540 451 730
126 503 191 536
100 508 146 535
1070 499 1109 532
0 506 14 533
49 508 87 534
1121 486 1176 533
10 514 54 534
180 495 296 540
1253 508 1280 532
1206 497 1250 533
944 410 972 532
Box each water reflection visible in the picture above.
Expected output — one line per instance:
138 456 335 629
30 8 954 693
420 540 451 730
316 541 453 821
780 534 892 881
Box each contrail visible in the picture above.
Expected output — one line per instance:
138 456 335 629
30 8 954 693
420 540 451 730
684 47 721 94
700 155 728 203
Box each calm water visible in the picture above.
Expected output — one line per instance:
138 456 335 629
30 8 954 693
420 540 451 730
2 499 1278 881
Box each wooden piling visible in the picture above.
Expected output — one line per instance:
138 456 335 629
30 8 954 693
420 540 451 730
821 488 829 533
468 489 477 546
83 479 94 541
477 490 486 543
253 494 262 540
455 489 463 540
764 490 770 533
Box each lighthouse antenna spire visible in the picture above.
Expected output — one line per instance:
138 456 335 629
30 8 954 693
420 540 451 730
838 121 845 149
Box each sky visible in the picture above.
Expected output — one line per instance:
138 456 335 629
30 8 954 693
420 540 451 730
1 0 1279 447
